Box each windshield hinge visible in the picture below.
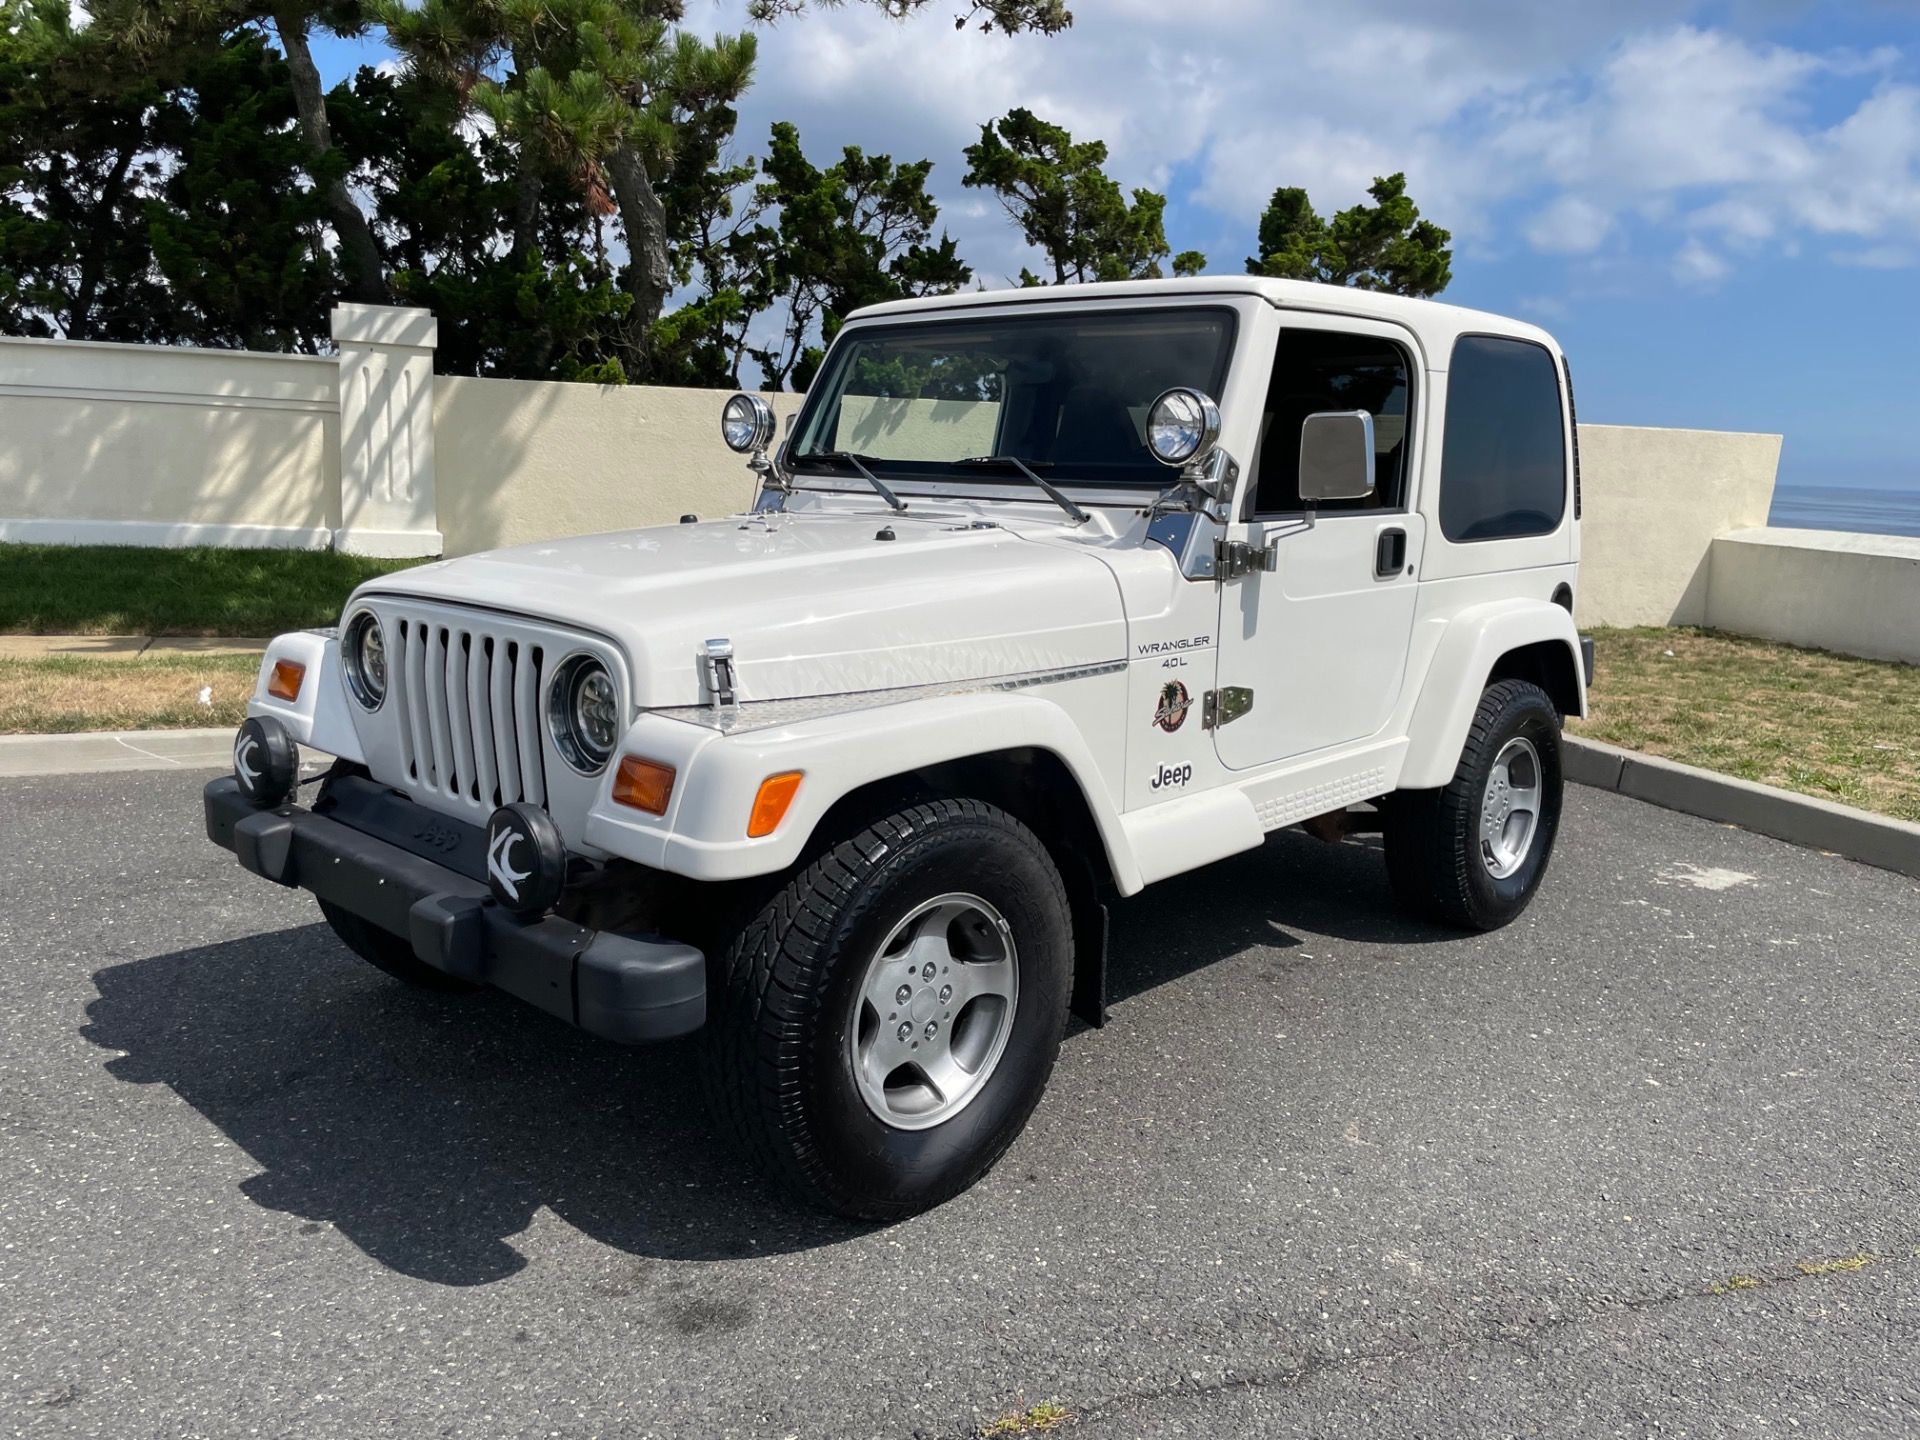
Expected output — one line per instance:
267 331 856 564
1203 687 1254 730
1213 538 1277 580
701 639 737 708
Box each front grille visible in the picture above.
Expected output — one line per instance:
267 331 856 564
392 615 547 813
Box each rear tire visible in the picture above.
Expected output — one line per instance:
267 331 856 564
318 898 475 992
1384 680 1564 931
704 799 1073 1221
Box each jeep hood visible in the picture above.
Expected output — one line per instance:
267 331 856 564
359 512 1128 708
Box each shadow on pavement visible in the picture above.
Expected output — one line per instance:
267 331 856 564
82 924 864 1286
80 821 1457 1288
1103 825 1460 1008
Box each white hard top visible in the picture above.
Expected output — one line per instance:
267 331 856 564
846 275 1561 362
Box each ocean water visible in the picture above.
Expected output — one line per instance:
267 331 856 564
1769 485 1920 539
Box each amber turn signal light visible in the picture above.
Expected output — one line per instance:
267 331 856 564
748 771 803 838
267 659 306 702
612 755 675 815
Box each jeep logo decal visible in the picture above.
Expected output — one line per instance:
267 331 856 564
1149 762 1194 792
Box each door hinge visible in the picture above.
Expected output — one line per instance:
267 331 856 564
1203 687 1254 729
1213 538 1277 580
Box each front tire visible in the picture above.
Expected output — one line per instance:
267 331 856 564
704 799 1074 1221
1384 679 1564 931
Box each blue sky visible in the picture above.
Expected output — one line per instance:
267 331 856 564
312 0 1920 491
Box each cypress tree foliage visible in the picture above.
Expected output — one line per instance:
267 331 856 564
0 0 1050 377
1247 172 1452 297
746 121 970 391
961 108 1202 285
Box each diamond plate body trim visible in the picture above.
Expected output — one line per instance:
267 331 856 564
1253 767 1389 830
650 660 1127 736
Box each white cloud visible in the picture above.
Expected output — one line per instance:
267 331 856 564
697 2 1920 288
1672 238 1732 285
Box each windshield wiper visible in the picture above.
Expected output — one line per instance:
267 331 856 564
955 456 1089 524
793 450 907 512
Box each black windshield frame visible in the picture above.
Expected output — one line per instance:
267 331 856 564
788 305 1239 490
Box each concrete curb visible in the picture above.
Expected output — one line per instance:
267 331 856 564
0 727 322 780
1564 735 1920 881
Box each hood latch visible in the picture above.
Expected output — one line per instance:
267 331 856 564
702 639 738 708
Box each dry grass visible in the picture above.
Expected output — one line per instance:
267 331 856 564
980 1400 1075 1436
1570 627 1920 824
0 654 259 734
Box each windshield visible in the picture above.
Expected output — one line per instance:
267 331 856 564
790 307 1237 488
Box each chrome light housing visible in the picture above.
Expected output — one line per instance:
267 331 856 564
341 609 387 710
722 392 776 455
548 654 619 774
1146 387 1222 468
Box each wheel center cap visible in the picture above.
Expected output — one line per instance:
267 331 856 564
909 986 939 1025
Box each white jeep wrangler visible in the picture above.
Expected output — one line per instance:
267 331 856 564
207 276 1591 1219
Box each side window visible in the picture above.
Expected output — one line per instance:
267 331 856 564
1438 336 1567 542
1252 329 1412 515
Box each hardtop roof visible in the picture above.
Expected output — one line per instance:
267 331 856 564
843 275 1562 361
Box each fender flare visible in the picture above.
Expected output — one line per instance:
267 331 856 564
1397 600 1587 790
245 632 367 764
582 689 1145 892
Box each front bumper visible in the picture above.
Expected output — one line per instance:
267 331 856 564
204 776 705 1042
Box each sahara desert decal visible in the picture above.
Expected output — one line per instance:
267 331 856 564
1153 680 1193 733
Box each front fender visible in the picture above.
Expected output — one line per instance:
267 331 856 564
581 690 1142 892
245 632 366 763
1397 601 1586 789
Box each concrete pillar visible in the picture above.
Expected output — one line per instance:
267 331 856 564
331 304 442 556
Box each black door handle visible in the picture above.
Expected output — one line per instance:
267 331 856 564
1375 527 1407 579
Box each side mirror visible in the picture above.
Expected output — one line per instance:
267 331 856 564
1298 411 1375 503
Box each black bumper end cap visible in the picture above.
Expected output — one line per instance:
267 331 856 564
1579 634 1596 688
577 933 707 1043
408 892 489 981
234 808 299 885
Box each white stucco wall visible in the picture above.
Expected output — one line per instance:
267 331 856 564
433 377 805 556
1706 527 1920 665
1573 423 1783 628
0 336 340 547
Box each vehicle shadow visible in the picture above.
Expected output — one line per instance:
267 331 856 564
80 825 1457 1287
1101 824 1460 1008
82 927 862 1286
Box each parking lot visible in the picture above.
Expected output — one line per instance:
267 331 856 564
3 768 1917 1438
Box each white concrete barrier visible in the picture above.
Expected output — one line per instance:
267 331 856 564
1706 527 1920 665
1573 424 1782 629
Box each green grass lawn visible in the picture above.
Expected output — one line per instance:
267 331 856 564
1570 627 1920 824
0 543 428 636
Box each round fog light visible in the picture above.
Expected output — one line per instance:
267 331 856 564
721 392 776 455
232 715 298 807
1146 387 1221 468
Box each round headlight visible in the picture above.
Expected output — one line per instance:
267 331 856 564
548 655 619 774
1146 387 1222 468
342 610 387 710
721 392 776 455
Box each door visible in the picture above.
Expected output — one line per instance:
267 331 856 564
1213 317 1424 771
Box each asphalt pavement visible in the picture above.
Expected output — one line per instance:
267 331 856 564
2 769 1917 1439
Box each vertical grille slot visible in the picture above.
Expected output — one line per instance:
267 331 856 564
380 607 552 817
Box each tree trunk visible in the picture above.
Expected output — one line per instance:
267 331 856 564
603 143 673 381
273 7 387 306
69 141 137 340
